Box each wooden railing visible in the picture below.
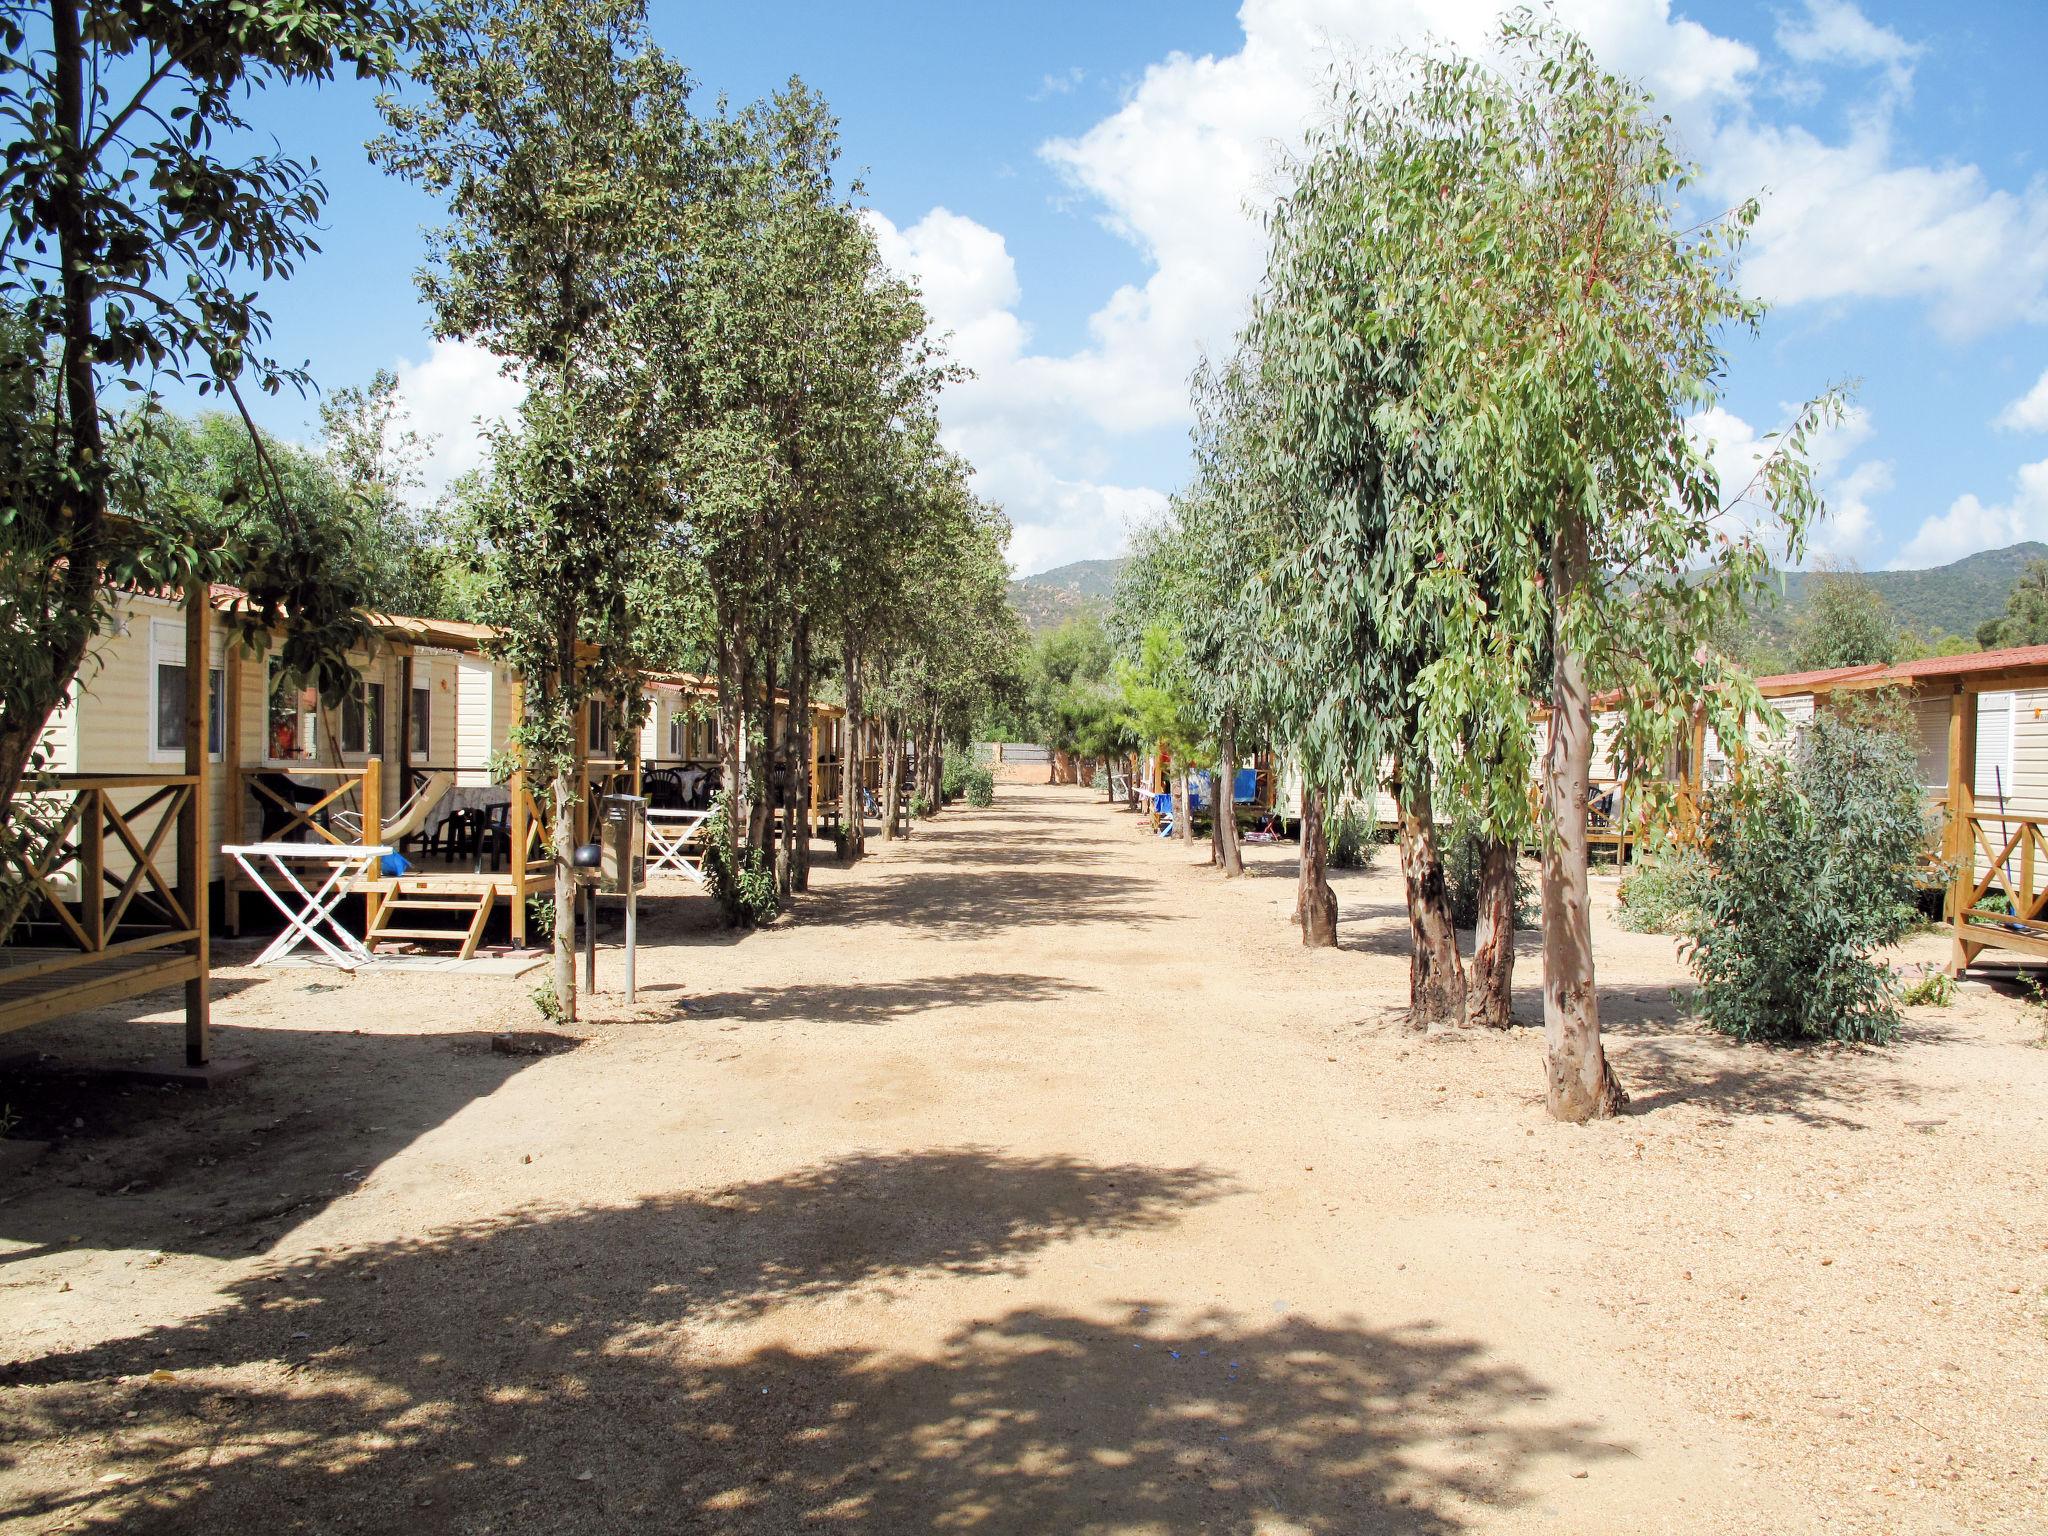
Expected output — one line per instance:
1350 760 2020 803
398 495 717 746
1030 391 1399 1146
237 762 379 848
1953 808 2048 949
0 774 207 1035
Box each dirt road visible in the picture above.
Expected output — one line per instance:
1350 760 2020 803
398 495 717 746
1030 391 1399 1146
2 784 2044 1533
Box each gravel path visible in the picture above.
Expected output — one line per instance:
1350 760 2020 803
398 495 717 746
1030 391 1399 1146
1 782 2044 1533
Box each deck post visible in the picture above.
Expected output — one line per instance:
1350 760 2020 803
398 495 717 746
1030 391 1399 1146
79 786 104 952
1948 685 1979 976
509 674 528 946
397 651 415 798
181 585 211 1065
221 638 243 934
362 755 384 936
808 711 822 836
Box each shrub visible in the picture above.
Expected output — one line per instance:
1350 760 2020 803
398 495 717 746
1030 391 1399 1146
1615 842 1709 934
1444 828 1534 931
700 791 780 928
910 792 934 819
941 757 970 801
1898 969 1956 1008
1682 712 1932 1044
963 765 995 807
1326 804 1374 870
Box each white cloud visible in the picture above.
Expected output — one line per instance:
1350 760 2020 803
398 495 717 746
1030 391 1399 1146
1892 459 2048 569
1689 401 1888 563
1776 0 1920 91
1996 368 2048 434
872 0 2047 571
1030 66 1087 101
392 337 525 499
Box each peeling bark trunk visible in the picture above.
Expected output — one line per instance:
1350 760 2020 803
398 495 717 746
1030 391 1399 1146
1469 835 1517 1030
1175 762 1193 845
1297 785 1338 947
552 767 578 1021
1216 718 1242 877
1542 520 1628 1120
841 640 865 862
1395 766 1466 1030
880 714 902 842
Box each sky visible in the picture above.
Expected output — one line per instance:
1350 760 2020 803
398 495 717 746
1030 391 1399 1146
211 0 2048 578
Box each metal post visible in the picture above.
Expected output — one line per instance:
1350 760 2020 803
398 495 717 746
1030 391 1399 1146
583 884 597 995
624 883 636 1004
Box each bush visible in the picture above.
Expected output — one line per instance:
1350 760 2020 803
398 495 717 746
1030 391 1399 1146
962 765 995 807
1444 829 1534 931
910 792 934 819
941 757 970 801
1898 969 1956 1007
700 791 780 928
1615 842 1709 934
1326 805 1374 870
1682 712 1932 1044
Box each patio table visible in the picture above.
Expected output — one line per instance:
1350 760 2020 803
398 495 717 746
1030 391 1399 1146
646 808 712 883
221 842 391 970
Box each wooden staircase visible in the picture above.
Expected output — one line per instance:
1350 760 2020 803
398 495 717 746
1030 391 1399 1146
366 887 496 960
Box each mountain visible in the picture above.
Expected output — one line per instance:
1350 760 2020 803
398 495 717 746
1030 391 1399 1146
1008 557 1129 633
1766 542 2047 641
1005 543 2046 645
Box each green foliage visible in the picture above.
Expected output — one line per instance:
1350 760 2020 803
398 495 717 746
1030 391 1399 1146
700 792 780 928
1615 844 1710 935
1898 970 1956 1008
529 981 568 1026
1788 566 1900 671
1978 556 2048 649
1326 806 1374 872
962 766 995 808
1683 713 1932 1044
525 896 556 945
0 0 423 825
910 792 934 819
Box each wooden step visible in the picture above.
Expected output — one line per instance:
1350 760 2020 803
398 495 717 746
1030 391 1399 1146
370 926 477 940
379 898 482 911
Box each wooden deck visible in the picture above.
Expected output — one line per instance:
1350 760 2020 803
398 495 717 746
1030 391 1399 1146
0 945 202 1035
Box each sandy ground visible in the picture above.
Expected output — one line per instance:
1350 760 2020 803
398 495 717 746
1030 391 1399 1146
1 782 2045 1535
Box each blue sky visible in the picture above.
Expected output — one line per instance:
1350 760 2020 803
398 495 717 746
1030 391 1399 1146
215 1 2048 577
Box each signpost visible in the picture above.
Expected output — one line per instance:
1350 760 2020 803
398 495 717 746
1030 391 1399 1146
581 794 648 1002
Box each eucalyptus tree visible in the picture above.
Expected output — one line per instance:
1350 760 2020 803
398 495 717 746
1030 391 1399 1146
373 0 690 1017
1253 149 1466 1008
1110 523 1209 847
1333 18 1834 1116
0 0 424 830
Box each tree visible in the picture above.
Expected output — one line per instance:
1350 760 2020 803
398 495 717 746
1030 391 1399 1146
317 369 465 620
374 0 689 1017
1367 19 1833 1116
1978 556 2048 649
0 0 423 830
1246 17 1833 1103
1788 565 1899 671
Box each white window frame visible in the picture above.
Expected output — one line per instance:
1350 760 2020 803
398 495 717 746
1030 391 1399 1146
148 618 222 763
266 655 319 765
340 679 385 759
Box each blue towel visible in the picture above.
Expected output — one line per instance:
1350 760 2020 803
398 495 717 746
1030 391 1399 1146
379 852 411 877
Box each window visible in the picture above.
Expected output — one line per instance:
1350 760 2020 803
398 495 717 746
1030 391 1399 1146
667 713 684 758
341 681 385 757
587 700 609 755
268 663 319 762
150 620 222 759
410 686 431 756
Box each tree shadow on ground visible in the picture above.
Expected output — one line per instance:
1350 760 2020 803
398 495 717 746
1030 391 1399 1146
0 1024 560 1262
1614 1033 1926 1129
0 1149 1625 1535
816 869 1167 937
648 971 1097 1027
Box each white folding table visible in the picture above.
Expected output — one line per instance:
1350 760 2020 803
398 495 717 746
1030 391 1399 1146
221 842 392 969
644 810 711 883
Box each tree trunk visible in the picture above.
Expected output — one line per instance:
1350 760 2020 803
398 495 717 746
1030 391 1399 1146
841 639 865 862
791 621 813 891
1297 785 1337 947
1542 520 1628 1120
1175 761 1193 845
550 765 577 1022
1216 717 1243 876
880 714 902 842
747 633 777 855
1469 835 1518 1030
1395 765 1466 1030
